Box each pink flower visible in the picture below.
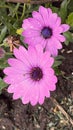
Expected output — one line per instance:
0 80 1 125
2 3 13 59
22 6 70 56
3 45 57 106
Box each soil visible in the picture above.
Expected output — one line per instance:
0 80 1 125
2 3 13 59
0 43 73 130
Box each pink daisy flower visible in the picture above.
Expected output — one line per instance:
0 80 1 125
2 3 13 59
22 6 70 56
3 45 57 106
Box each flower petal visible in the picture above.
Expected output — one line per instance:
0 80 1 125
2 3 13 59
32 11 44 25
46 39 58 56
30 83 39 106
8 58 25 70
48 13 58 28
39 6 50 26
22 29 39 37
61 24 70 32
4 67 24 75
28 18 42 29
4 75 24 84
13 47 32 67
22 19 31 29
56 35 66 42
55 17 61 27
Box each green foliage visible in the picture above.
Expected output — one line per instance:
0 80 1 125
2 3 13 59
64 31 73 45
0 53 13 69
53 55 65 68
0 26 7 43
67 0 73 12
53 55 65 75
66 12 73 27
0 2 35 36
0 78 7 93
59 0 70 23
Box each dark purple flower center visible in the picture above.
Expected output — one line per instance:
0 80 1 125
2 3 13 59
41 27 52 39
30 67 43 81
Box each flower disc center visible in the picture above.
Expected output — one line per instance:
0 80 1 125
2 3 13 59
30 67 43 81
41 27 52 39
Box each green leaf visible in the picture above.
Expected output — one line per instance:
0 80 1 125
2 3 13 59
53 55 65 68
53 60 62 68
63 31 73 45
54 68 61 76
0 26 7 43
0 78 7 93
0 53 13 69
55 55 65 60
59 0 70 23
66 12 73 27
68 0 73 12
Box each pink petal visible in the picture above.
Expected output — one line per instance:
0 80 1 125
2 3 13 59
7 81 25 93
30 83 39 106
24 37 35 45
40 38 47 48
39 51 54 67
44 74 57 91
53 26 63 34
8 58 25 70
45 72 57 83
48 13 58 28
47 8 52 15
42 82 50 98
52 37 62 49
46 39 58 56
22 19 31 30
35 44 43 54
12 80 31 100
28 18 42 29
49 85 56 91
22 89 30 104
44 68 54 77
28 44 46 67
55 17 61 27
32 11 44 25
22 96 29 104
8 85 15 93
27 45 38 66
47 82 57 91
39 82 50 104
24 36 42 46
4 67 24 75
47 83 56 91
13 47 31 67
39 6 50 26
13 93 21 100
61 24 70 32
19 46 27 54
22 29 40 37
4 74 24 84
21 80 35 105
39 84 45 105
56 35 66 42
13 88 23 99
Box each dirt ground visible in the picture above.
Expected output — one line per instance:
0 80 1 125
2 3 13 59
0 43 73 130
